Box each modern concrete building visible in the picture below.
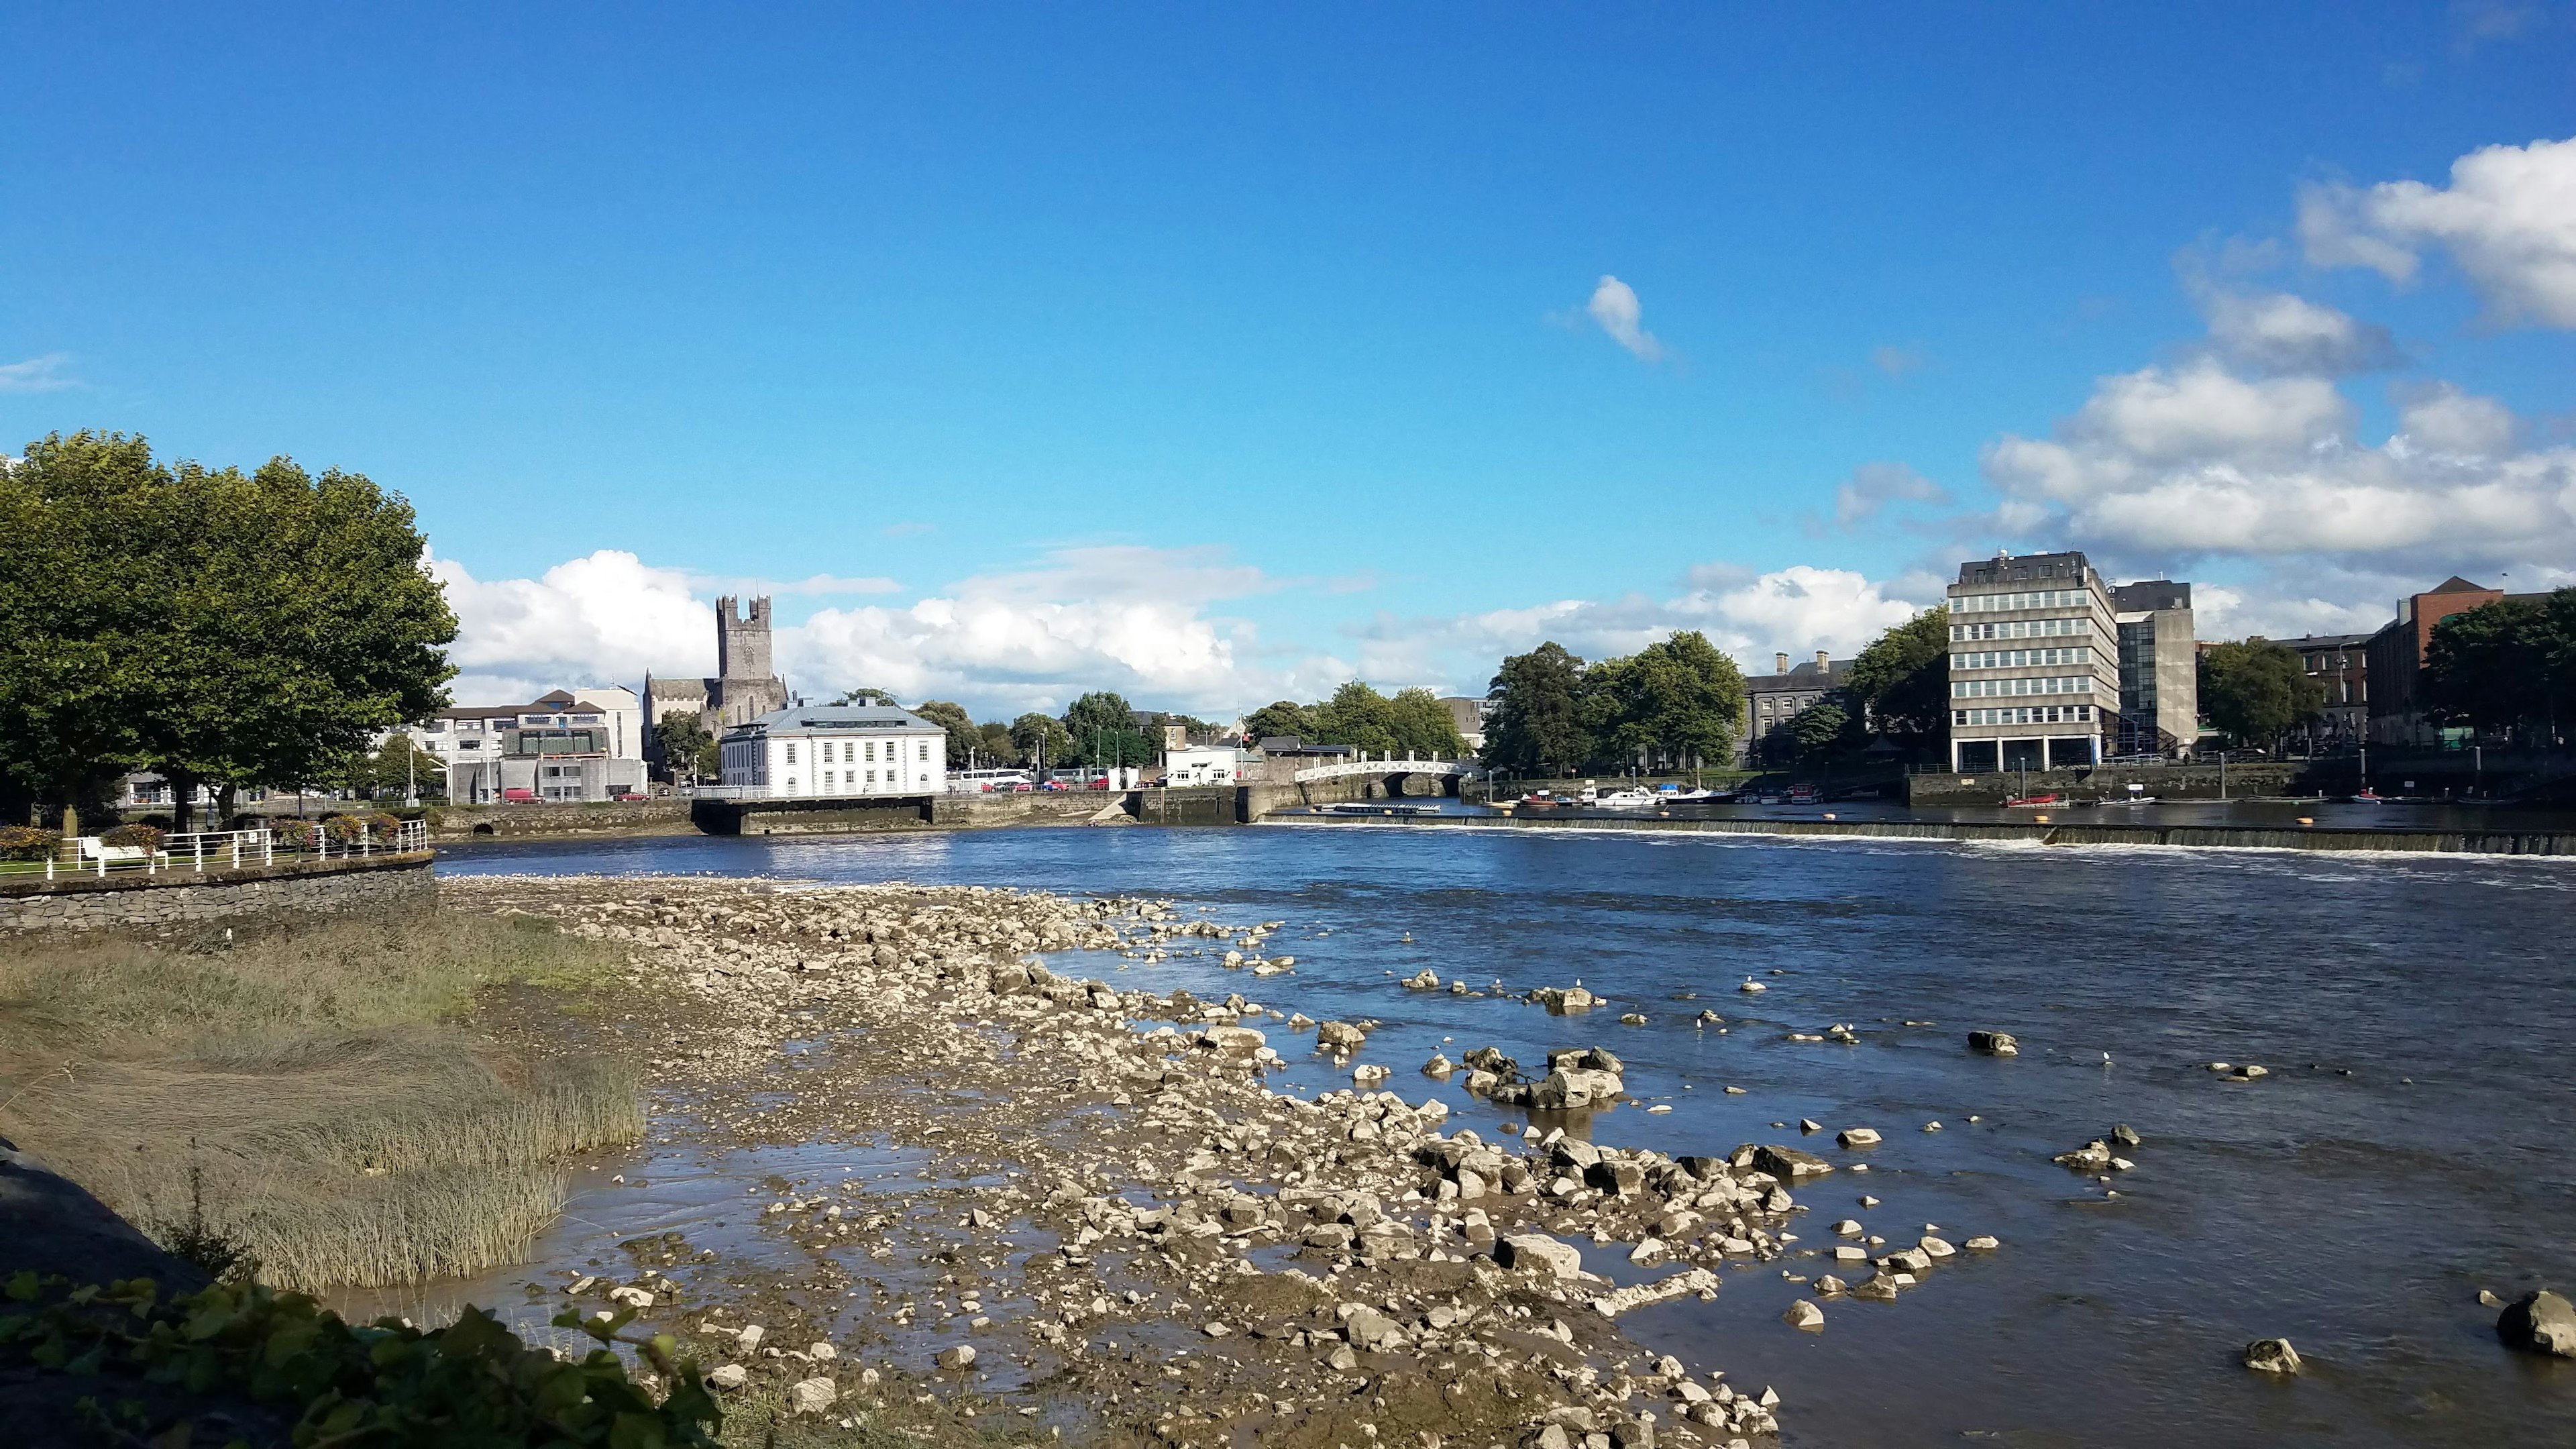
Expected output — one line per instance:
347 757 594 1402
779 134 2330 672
2274 632 2372 750
645 596 791 773
1945 551 2123 771
422 688 651 803
1738 651 1851 765
2108 581 2198 757
718 702 946 798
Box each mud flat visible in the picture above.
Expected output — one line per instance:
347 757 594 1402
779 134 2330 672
437 873 1994 1446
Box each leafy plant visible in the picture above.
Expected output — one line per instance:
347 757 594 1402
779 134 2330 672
98 822 167 851
0 824 62 860
0 1271 722 1448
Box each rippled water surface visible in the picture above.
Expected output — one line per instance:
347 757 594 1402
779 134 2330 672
441 824 2576 1446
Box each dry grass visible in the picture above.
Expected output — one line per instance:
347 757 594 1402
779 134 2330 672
0 910 643 1289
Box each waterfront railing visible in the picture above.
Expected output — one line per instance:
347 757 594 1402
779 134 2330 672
5 819 429 881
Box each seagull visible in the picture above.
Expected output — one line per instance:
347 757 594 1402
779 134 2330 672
2100 1052 2114 1067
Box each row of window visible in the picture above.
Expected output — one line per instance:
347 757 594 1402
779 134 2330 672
428 713 603 732
1955 705 2095 725
1953 676 2092 698
1754 694 1823 714
782 739 931 765
1952 588 2088 613
1953 647 2089 670
1952 616 2088 641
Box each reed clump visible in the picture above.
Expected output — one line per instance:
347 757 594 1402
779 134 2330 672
0 909 643 1289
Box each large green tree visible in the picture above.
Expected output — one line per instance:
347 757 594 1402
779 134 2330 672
1843 606 1951 755
1585 631 1744 769
1010 712 1075 771
1242 700 1316 743
655 710 713 782
1484 643 1592 774
2198 639 2325 750
1386 687 1470 757
0 434 455 833
2424 593 2576 743
1059 690 1150 767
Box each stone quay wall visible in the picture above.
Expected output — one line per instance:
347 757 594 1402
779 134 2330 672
0 853 437 936
430 800 696 841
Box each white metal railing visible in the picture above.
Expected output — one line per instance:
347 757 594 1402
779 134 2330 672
1291 751 1471 784
21 818 430 881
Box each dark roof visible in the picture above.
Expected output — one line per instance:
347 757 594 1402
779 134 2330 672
2109 580 2192 612
1746 659 1852 691
2271 633 2375 649
2428 576 2491 594
1258 736 1352 755
732 704 941 735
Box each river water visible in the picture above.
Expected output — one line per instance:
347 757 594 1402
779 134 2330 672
439 824 2576 1446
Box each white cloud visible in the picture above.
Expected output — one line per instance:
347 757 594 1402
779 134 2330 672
1346 564 1927 689
2200 289 2398 376
2300 134 2576 327
1585 275 1666 361
0 352 75 392
1982 360 2576 562
429 549 714 705
1871 345 1926 377
1827 462 1948 529
780 546 1287 714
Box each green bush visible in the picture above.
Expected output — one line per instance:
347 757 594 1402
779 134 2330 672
0 825 62 861
98 822 166 851
0 1272 722 1448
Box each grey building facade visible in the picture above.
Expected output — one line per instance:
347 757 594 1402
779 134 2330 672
1945 551 2123 772
2108 580 2198 757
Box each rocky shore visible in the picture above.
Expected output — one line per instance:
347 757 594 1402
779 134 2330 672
447 873 2003 1447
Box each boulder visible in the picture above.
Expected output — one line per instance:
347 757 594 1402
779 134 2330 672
1782 1299 1825 1331
2241 1338 2302 1374
1548 1046 1625 1075
786 1378 839 1415
935 1344 976 1371
2498 1290 2576 1357
706 1364 749 1390
1837 1127 1881 1148
1403 969 1441 989
1195 1026 1266 1053
1751 1144 1835 1179
1422 1053 1455 1076
1967 1030 2019 1056
1497 1232 1585 1281
1316 1021 1366 1049
1529 1067 1624 1110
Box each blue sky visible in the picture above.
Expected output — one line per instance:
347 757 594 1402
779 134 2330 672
6 3 2575 715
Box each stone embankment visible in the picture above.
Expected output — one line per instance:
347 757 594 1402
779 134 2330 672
449 875 1931 1446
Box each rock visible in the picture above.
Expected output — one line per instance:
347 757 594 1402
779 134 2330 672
1527 1425 1574 1449
1585 1159 1646 1197
1837 1128 1881 1148
1316 1021 1366 1049
1404 969 1441 989
786 1377 838 1415
1423 1053 1455 1076
1619 1012 1648 1025
1752 1143 1834 1179
1533 985 1599 1013
1832 1219 1863 1236
2479 1289 2504 1307
1919 1236 1955 1259
2052 1140 2113 1171
706 1364 749 1390
1195 1025 1266 1053
2112 1124 2142 1146
935 1344 977 1371
1529 1067 1624 1110
1326 1344 1359 1371
1738 979 1766 994
806 1342 836 1360
2241 1338 2302 1374
2498 1290 2576 1356
1967 1030 2019 1056
736 1324 765 1349
1498 1232 1585 1281
1965 1234 2000 1250
1203 1321 1232 1338
1799 1119 1822 1134
1782 1299 1825 1331
1341 1305 1404 1350
1352 1063 1390 1084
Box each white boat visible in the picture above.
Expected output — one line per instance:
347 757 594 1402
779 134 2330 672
1596 788 1660 810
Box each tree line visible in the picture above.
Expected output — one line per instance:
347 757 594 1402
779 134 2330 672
0 433 458 832
1240 682 1468 759
2424 588 2576 747
1479 616 1957 776
655 689 1220 782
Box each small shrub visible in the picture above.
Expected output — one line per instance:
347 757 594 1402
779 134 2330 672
98 822 166 851
0 826 61 861
0 1273 722 1448
272 819 319 849
323 815 367 843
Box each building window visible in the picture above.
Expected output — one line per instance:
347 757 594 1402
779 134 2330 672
866 769 877 784
786 743 798 764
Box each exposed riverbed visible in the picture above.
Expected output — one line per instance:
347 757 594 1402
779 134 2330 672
428 826 2576 1446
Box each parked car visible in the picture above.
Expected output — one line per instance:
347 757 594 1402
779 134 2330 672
500 788 537 802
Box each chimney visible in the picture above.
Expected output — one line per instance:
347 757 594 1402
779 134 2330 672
1816 649 1830 672
1774 652 1789 674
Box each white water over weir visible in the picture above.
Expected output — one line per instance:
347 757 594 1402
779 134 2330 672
1278 812 2576 856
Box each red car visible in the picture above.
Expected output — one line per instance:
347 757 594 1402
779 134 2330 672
501 787 538 803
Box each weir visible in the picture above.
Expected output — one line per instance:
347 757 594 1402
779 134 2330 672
1273 812 2576 857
